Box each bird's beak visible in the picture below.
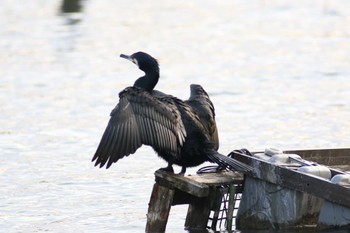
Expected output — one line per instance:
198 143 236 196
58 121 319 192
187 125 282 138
120 54 138 67
120 54 133 63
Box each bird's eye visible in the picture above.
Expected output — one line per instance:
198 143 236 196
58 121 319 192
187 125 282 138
132 58 139 66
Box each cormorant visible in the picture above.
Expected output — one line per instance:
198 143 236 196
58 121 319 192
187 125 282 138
92 51 251 174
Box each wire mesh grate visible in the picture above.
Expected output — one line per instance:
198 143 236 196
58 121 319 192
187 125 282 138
207 182 243 231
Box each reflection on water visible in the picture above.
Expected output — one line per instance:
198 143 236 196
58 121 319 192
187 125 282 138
0 0 350 232
61 0 83 13
60 0 84 25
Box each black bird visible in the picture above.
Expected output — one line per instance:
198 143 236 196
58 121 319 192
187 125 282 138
92 52 251 174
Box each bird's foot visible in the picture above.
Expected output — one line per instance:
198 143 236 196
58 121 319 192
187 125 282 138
157 164 174 173
177 167 186 176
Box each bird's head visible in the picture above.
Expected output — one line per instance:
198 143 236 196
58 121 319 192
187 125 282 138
120 51 159 91
120 52 159 74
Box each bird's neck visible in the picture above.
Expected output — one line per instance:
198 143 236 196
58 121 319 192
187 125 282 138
134 69 159 92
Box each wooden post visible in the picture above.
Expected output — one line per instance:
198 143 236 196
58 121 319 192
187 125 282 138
146 183 174 233
226 185 236 231
184 196 211 231
184 187 222 231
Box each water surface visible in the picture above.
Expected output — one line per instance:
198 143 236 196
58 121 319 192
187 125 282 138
1 1 350 232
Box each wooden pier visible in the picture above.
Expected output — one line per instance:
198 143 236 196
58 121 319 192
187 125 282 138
146 170 244 232
145 148 350 232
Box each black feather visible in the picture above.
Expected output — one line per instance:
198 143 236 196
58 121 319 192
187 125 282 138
92 52 251 174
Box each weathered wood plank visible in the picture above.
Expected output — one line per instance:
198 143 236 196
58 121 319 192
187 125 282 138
251 148 350 167
146 183 174 233
155 170 209 197
188 171 244 185
284 148 350 166
154 170 243 197
234 153 350 208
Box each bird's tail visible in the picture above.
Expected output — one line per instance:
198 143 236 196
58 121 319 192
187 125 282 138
207 151 252 173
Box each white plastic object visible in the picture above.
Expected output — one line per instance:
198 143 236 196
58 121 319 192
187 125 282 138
331 174 350 186
297 165 332 180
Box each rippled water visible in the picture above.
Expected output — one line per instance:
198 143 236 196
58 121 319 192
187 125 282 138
1 1 350 232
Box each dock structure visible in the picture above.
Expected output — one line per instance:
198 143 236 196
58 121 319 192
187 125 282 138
146 170 244 232
145 148 350 232
234 149 350 230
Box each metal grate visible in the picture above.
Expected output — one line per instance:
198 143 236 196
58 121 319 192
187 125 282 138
207 183 243 231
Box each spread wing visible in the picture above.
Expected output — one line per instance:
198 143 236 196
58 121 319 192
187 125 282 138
187 84 219 150
92 87 187 168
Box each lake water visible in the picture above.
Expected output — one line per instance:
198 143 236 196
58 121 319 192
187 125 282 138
0 1 349 232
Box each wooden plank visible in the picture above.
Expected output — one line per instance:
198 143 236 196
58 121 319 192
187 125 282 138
283 148 350 176
146 183 174 233
284 148 350 166
251 148 350 167
154 170 243 197
234 153 350 208
188 171 244 185
155 170 209 197
251 148 349 179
